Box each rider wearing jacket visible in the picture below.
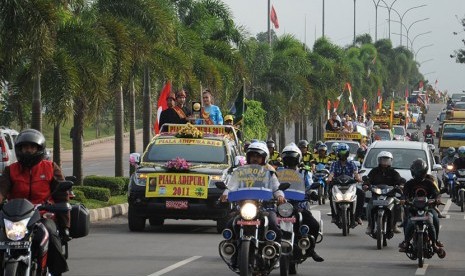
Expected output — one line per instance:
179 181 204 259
311 144 331 166
0 129 69 275
327 143 364 225
364 151 404 234
298 140 313 167
441 147 457 167
423 125 434 143
280 143 324 262
452 146 465 200
399 159 445 256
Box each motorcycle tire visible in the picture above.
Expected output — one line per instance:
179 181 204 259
376 215 383 250
63 241 69 259
318 186 323 205
460 191 465 213
3 261 34 276
279 255 290 276
239 240 252 276
289 261 298 275
417 232 424 268
341 207 348 236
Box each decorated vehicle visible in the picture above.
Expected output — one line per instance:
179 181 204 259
127 124 243 233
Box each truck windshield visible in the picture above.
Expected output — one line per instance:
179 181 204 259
442 123 465 141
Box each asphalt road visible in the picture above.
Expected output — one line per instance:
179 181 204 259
65 103 465 276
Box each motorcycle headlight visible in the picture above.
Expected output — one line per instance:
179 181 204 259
278 203 294 217
372 187 382 195
4 218 30 241
446 165 453 171
240 202 258 220
343 185 357 201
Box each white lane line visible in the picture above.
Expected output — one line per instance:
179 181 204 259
442 199 451 215
415 264 429 275
148 256 202 276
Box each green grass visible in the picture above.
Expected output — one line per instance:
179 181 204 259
71 195 127 209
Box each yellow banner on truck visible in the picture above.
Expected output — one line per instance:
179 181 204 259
324 132 362 140
145 173 209 198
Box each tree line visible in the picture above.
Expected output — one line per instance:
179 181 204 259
0 0 427 182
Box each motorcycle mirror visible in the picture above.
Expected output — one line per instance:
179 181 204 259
57 180 74 192
65 176 77 183
215 181 227 190
129 153 141 167
279 182 290 191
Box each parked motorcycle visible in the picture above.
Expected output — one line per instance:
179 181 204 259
331 175 359 236
0 181 73 275
217 165 287 276
403 197 446 268
454 169 465 212
312 163 329 205
276 168 323 275
366 184 402 249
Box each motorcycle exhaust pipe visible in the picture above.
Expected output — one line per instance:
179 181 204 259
262 244 278 259
220 242 236 258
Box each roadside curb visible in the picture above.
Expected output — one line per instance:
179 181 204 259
83 129 143 148
90 203 128 223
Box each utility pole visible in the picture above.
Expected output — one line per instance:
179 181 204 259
267 0 271 46
353 0 356 45
322 0 325 37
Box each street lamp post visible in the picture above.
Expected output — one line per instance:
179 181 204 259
380 0 398 41
415 44 434 61
410 31 432 52
419 58 434 66
406 18 430 50
353 0 356 45
392 32 413 49
386 5 427 46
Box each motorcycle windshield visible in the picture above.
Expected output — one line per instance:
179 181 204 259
227 165 273 202
276 168 306 201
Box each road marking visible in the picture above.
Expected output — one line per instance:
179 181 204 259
415 264 429 275
442 199 451 215
148 256 202 276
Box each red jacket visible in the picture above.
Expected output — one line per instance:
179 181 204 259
8 160 54 204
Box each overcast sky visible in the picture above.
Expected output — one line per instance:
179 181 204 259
221 0 465 95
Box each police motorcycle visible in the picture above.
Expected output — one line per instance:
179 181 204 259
403 191 446 268
365 182 402 249
312 163 329 205
0 181 74 275
331 175 359 236
276 168 323 275
216 165 289 276
454 169 465 212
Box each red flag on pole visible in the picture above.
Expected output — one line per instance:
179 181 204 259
405 87 409 98
154 81 172 134
270 5 279 29
327 99 331 119
418 81 424 92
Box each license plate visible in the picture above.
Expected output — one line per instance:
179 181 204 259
277 217 296 223
165 200 188 210
0 241 31 249
237 220 260 226
372 200 389 206
411 216 428 221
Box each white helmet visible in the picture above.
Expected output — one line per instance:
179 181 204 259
246 141 270 165
281 143 302 166
377 151 393 167
331 142 339 153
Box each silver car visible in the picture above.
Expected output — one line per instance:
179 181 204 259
0 127 19 174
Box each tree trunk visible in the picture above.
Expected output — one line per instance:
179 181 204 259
73 99 85 185
294 120 299 143
53 124 61 166
129 76 136 176
303 115 308 141
142 65 152 150
279 120 286 151
114 84 124 177
31 67 42 131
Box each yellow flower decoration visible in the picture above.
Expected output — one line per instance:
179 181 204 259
175 123 204 138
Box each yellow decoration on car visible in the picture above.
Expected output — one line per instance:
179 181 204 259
175 123 204 138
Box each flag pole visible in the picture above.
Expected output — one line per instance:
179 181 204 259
242 78 246 133
268 0 271 46
200 81 203 106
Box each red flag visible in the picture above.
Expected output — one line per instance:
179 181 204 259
418 80 424 91
154 81 172 134
327 99 331 119
363 98 367 115
270 5 279 29
405 87 409 98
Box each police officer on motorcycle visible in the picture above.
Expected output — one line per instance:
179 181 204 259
267 139 282 167
399 159 445 256
280 143 324 262
364 151 404 234
312 144 331 166
297 140 313 167
328 142 339 161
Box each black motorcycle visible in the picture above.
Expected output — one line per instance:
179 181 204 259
0 181 73 275
276 168 323 275
454 169 465 212
425 133 434 145
217 165 287 276
366 184 402 249
403 197 446 268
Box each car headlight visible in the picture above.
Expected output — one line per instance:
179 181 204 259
4 218 30 241
278 203 294 217
240 202 258 220
134 173 148 186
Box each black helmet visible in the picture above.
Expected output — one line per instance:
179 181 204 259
356 147 366 158
426 124 431 129
410 159 428 180
297 140 309 149
15 129 46 167
266 139 275 149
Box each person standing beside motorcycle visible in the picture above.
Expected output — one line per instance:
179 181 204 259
220 141 285 241
280 143 324 262
423 124 435 144
0 129 69 275
364 151 404 234
399 159 445 255
327 143 364 225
